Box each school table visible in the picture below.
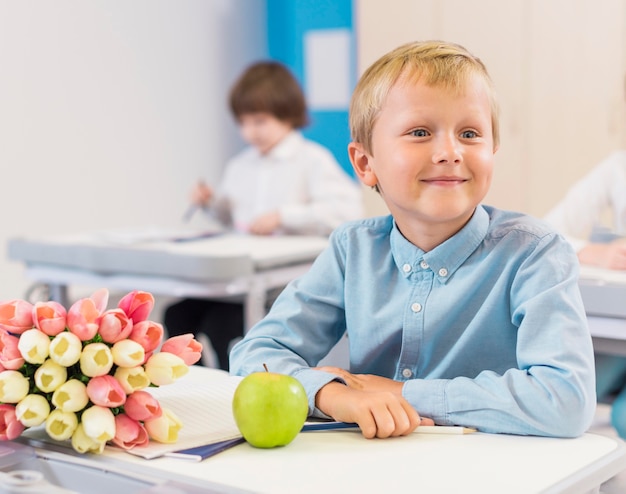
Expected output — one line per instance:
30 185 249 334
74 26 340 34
6 366 626 494
579 265 626 356
8 234 626 351
7 231 329 330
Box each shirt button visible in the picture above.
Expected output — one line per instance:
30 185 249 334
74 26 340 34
438 268 448 277
402 368 413 378
420 260 429 269
402 263 412 273
411 302 422 313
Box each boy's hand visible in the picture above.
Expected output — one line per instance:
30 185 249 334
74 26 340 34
315 381 423 439
578 241 626 270
190 181 213 206
249 211 281 235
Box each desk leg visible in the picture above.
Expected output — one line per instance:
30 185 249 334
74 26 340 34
47 283 69 306
244 284 267 332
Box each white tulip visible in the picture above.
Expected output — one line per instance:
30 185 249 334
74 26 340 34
111 339 145 368
51 379 89 412
144 352 188 386
34 359 67 393
114 366 150 394
17 328 50 364
0 370 30 403
45 409 78 440
144 407 182 443
79 342 113 377
81 405 116 443
49 331 82 366
71 423 106 454
16 394 50 427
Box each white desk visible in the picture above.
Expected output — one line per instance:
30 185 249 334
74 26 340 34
579 266 626 356
9 362 626 494
92 430 626 494
8 232 328 329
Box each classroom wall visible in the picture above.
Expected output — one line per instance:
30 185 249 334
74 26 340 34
354 0 626 218
0 0 267 302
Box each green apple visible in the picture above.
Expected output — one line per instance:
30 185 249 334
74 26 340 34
232 366 308 448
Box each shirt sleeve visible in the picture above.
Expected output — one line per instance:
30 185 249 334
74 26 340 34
544 152 623 251
402 232 596 437
229 229 350 416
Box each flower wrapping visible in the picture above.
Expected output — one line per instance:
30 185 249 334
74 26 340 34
0 289 202 454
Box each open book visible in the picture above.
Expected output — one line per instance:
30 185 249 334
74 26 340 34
127 367 244 459
20 367 244 461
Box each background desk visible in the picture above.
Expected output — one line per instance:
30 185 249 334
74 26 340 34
579 266 626 357
8 232 328 330
9 235 626 356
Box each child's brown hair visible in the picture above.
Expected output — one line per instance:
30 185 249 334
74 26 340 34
229 61 308 129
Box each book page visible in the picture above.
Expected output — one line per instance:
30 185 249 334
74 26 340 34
125 368 243 459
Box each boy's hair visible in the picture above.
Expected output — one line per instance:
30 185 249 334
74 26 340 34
349 40 500 154
229 61 308 129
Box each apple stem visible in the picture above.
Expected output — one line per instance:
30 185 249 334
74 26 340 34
263 363 269 372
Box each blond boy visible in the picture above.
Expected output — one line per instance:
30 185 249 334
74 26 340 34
230 41 596 438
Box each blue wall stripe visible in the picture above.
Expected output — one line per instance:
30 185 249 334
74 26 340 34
266 0 355 177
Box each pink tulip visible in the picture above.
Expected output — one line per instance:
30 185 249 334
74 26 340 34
90 288 110 313
0 331 25 370
111 413 149 450
86 375 127 408
0 404 25 440
67 297 102 341
98 309 133 343
32 301 67 336
142 350 154 365
123 390 162 421
129 320 164 354
0 299 34 334
161 334 203 365
118 291 154 324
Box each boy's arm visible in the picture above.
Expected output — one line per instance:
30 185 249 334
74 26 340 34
403 234 595 438
577 240 626 270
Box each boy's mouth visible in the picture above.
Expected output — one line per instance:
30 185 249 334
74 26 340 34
421 176 467 186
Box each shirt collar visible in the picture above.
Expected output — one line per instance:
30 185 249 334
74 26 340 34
390 206 489 283
260 130 303 161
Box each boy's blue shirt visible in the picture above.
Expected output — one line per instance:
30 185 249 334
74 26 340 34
230 205 596 437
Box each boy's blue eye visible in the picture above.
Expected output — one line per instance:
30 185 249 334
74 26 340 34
411 129 428 137
461 130 477 138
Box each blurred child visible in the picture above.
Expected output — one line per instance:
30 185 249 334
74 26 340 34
544 152 626 270
230 41 596 439
164 61 363 370
545 152 626 438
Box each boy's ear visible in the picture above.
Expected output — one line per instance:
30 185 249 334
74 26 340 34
348 142 378 188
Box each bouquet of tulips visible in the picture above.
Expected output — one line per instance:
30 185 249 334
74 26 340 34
0 288 202 454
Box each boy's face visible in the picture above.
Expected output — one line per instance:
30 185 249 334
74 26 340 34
238 113 292 155
349 74 497 249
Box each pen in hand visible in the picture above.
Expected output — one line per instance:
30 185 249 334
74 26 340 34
183 180 211 222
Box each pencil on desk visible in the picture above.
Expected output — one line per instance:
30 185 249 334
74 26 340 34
302 422 476 434
415 426 476 435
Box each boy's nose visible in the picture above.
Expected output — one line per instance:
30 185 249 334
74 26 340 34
432 135 462 164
